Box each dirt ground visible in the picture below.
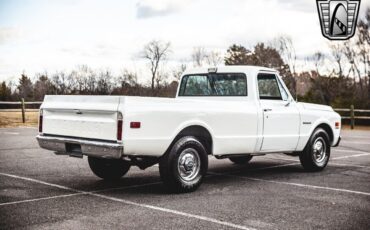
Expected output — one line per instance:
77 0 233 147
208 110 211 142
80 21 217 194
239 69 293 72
0 110 39 128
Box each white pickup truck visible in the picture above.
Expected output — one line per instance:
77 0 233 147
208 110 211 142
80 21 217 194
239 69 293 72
37 66 341 192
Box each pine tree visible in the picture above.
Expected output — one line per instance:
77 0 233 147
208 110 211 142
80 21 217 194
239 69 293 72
224 44 252 65
17 73 33 100
0 81 12 101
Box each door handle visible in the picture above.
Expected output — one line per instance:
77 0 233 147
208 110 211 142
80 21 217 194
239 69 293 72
263 108 272 112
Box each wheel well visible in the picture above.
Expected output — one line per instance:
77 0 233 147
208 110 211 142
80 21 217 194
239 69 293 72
165 125 213 155
316 123 334 144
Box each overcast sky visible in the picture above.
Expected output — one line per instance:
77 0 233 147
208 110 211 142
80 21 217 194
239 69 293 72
0 0 369 83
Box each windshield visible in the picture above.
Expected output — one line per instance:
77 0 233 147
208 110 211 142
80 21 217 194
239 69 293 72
178 73 247 96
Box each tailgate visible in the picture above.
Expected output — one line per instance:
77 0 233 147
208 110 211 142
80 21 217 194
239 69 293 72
41 95 121 141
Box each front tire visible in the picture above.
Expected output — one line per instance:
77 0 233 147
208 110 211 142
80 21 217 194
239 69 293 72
299 128 330 171
159 136 208 193
229 155 253 165
88 157 131 180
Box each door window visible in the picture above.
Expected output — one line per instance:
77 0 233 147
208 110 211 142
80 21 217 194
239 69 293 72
257 74 282 100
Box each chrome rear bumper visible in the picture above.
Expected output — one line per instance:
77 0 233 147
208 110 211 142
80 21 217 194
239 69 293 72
36 135 123 159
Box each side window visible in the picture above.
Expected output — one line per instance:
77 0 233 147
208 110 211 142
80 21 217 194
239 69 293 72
276 77 289 101
181 75 212 96
257 74 282 100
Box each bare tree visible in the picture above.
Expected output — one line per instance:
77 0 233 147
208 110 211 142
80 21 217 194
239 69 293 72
206 50 223 66
119 69 138 86
311 51 325 76
172 63 187 81
357 19 370 98
272 35 297 75
191 47 208 67
156 70 168 89
142 40 171 93
51 71 68 94
329 43 345 77
96 70 113 95
192 47 223 67
73 65 92 93
343 41 363 90
309 52 327 103
66 71 78 93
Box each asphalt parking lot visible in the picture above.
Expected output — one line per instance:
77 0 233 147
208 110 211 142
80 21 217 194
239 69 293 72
0 127 369 230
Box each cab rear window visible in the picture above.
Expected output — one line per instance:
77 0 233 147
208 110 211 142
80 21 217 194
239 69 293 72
179 73 247 96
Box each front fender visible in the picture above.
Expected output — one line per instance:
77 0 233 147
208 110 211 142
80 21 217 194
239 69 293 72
296 118 334 151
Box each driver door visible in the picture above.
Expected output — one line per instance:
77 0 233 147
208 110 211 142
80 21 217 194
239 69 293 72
257 73 300 152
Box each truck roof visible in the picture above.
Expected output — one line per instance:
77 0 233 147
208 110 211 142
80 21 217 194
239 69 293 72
182 65 278 76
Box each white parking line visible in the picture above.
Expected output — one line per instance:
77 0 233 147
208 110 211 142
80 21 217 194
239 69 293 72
249 162 298 171
0 132 19 135
333 153 370 160
248 161 368 171
207 151 370 196
341 141 370 145
0 181 162 207
0 173 77 191
0 172 254 230
233 152 370 172
0 147 41 151
0 127 37 130
19 127 38 129
333 149 369 154
0 193 84 207
329 162 368 168
208 172 370 196
92 193 255 230
343 135 370 139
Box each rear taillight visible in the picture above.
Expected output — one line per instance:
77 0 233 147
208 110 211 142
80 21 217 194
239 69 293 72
335 121 340 129
117 112 123 141
39 109 43 133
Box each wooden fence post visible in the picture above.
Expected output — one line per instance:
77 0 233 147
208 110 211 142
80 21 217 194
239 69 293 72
350 104 355 130
21 98 26 123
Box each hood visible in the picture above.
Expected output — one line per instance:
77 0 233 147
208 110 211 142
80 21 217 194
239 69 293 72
298 102 333 112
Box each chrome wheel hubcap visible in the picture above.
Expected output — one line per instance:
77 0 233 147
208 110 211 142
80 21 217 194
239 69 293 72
178 148 201 181
313 137 326 163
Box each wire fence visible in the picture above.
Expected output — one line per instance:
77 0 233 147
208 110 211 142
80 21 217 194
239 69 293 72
0 99 369 129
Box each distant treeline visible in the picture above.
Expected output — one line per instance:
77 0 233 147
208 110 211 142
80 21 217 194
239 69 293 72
0 68 179 108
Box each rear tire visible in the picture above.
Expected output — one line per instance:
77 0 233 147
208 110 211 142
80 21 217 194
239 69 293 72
159 136 208 193
88 157 130 180
229 155 253 165
299 128 330 171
